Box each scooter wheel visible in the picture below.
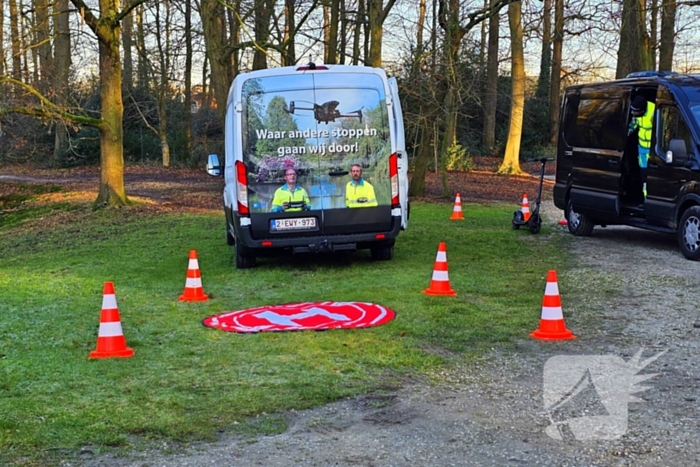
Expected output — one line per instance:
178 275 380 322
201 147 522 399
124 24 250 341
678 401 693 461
529 213 541 234
512 211 523 230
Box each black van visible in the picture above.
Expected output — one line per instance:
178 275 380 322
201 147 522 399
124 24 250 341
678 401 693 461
554 71 700 260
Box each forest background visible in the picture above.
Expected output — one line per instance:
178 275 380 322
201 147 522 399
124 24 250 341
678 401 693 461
1 0 699 206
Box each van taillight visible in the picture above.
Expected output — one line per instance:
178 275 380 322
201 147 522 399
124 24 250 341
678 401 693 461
390 153 399 207
235 161 249 215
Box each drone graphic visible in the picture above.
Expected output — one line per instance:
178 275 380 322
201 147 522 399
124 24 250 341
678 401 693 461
285 100 363 124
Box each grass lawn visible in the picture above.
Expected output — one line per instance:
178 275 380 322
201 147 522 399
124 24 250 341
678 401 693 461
0 190 568 466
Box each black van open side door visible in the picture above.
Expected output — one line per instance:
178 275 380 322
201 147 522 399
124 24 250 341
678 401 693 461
567 86 630 218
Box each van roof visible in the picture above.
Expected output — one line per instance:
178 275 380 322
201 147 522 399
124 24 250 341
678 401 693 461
237 65 389 80
569 72 700 90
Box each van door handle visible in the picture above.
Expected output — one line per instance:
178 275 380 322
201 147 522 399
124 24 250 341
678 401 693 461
649 163 659 169
608 160 619 165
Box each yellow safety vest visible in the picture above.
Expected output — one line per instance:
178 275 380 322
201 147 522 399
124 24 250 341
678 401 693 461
271 185 310 212
345 180 378 208
635 102 655 149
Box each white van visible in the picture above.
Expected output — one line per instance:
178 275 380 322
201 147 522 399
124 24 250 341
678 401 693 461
207 63 409 268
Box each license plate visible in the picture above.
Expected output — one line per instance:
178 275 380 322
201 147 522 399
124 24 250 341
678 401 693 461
270 217 317 231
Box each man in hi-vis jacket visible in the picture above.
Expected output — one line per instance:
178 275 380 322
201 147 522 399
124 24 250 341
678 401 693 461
345 164 378 208
628 95 656 199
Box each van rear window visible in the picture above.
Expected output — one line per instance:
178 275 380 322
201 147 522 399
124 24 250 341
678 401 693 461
564 98 626 151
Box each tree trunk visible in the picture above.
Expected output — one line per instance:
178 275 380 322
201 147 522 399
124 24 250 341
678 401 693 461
252 0 273 69
35 0 53 84
0 0 4 76
548 0 562 143
408 118 432 197
94 0 129 207
327 0 340 64
352 0 363 64
616 0 650 78
201 0 232 124
122 0 134 90
136 5 148 87
498 0 524 175
183 0 192 161
54 0 71 160
658 0 676 71
649 0 657 70
339 0 347 64
481 0 499 150
10 0 22 81
283 0 296 65
536 0 551 100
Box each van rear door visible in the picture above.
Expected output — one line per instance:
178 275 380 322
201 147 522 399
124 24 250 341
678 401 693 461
388 77 408 229
306 70 393 236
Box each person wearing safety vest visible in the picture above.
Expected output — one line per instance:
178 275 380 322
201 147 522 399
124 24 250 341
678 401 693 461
345 164 378 208
628 95 656 199
271 168 310 212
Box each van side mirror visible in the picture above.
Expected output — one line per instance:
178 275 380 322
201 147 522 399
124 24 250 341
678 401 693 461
206 154 221 176
668 139 689 166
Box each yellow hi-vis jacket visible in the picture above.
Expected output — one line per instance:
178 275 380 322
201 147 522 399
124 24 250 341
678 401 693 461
633 101 656 149
271 185 310 212
345 179 378 208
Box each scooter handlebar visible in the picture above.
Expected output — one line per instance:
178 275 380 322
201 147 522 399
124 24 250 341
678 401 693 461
526 157 555 163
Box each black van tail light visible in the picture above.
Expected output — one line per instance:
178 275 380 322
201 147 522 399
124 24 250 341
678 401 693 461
375 234 386 240
235 160 249 215
390 153 399 207
262 241 273 247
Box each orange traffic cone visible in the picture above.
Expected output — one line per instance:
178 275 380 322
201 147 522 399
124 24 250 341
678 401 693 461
530 270 576 340
89 282 135 359
450 193 465 220
423 242 457 296
179 250 209 302
520 193 531 221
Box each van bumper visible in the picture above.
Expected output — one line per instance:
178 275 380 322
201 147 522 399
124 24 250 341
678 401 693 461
233 216 402 253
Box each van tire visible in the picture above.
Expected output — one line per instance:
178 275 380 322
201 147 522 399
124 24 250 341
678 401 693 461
235 242 256 269
678 206 700 260
371 241 394 261
566 199 594 236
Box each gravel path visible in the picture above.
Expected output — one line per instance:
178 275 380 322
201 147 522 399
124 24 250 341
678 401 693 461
68 202 700 467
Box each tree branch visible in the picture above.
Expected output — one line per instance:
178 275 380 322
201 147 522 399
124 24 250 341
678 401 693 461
0 76 103 127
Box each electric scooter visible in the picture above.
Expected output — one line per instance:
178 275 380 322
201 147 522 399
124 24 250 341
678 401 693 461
512 157 554 234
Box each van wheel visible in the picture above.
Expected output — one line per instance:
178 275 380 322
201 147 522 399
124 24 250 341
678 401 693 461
566 199 594 236
678 206 700 260
235 242 256 269
528 213 541 234
371 241 394 261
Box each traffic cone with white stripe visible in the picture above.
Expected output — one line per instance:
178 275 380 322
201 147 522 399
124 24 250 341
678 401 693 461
423 242 457 296
520 193 531 221
530 270 576 340
179 250 209 302
450 193 465 220
89 282 135 359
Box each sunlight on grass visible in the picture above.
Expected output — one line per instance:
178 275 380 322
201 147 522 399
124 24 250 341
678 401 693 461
0 200 569 465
